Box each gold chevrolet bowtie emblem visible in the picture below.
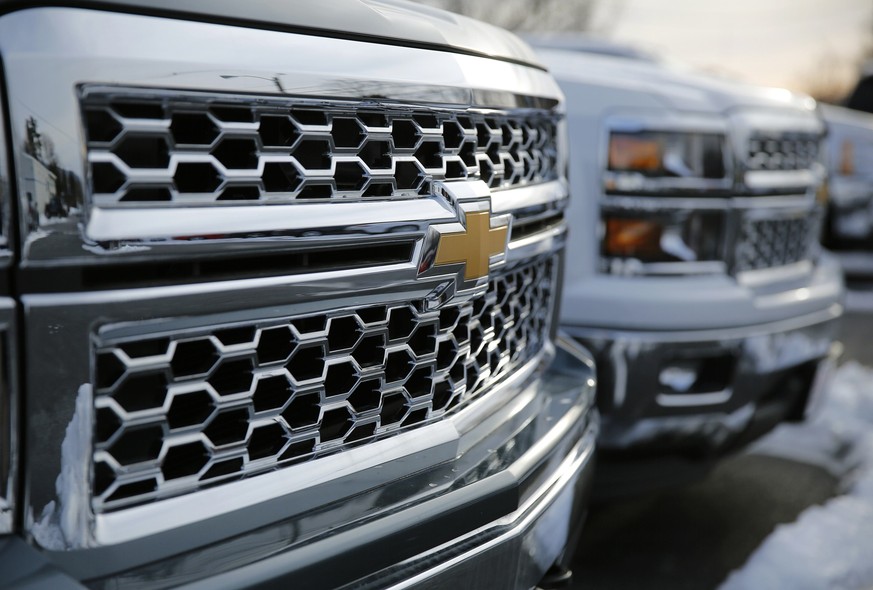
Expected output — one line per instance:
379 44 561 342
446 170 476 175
434 211 509 281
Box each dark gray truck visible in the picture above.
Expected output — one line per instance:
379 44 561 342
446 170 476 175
0 1 598 587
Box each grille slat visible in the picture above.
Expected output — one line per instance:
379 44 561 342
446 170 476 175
82 90 560 206
92 256 555 512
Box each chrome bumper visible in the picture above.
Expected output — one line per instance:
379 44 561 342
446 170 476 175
181 337 598 590
567 304 841 456
4 338 597 589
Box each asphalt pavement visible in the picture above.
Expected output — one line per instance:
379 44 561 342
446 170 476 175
563 290 873 590
568 454 837 589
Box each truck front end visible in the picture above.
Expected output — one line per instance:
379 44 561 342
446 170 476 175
0 3 598 587
544 49 843 493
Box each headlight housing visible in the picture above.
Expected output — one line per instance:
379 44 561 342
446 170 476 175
604 130 730 195
600 119 732 274
601 212 726 273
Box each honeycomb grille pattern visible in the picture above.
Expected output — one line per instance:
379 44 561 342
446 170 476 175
733 214 818 272
91 256 555 511
746 133 820 171
82 90 560 207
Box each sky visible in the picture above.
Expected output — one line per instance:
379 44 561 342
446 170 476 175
602 0 873 97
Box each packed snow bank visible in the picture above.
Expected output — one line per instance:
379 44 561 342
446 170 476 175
720 362 873 590
30 385 94 550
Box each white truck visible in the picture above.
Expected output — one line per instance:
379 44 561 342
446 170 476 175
820 103 873 276
537 47 844 492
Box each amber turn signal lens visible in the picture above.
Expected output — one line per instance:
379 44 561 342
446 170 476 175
608 134 662 172
604 217 663 257
839 139 855 176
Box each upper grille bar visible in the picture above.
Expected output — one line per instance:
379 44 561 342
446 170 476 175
746 132 820 172
82 88 561 208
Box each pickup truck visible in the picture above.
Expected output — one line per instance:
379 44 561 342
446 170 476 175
0 1 599 587
820 103 873 276
536 46 843 493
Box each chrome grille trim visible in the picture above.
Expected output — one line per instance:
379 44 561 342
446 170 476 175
82 88 560 208
0 301 15 535
5 7 569 551
84 180 567 244
91 255 556 512
85 196 455 242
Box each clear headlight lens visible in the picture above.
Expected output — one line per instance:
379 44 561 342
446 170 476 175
605 130 728 194
601 212 724 268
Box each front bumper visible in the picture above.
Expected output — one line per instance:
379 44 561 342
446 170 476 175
566 303 841 459
2 337 598 590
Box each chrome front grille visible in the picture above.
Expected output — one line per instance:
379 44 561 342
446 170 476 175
746 132 820 171
92 255 556 512
82 89 560 207
733 214 819 272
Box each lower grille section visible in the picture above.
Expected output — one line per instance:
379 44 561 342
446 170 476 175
733 213 819 272
91 256 555 512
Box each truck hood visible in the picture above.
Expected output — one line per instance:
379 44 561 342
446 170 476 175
0 0 544 69
537 48 816 115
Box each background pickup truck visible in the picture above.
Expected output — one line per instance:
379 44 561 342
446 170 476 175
820 103 873 276
0 1 598 587
536 45 843 494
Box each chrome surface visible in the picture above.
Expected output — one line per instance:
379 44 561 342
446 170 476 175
383 433 596 590
91 255 556 512
573 302 839 454
0 83 13 533
86 196 456 243
745 131 820 171
733 209 821 272
564 302 841 345
77 338 595 587
0 301 16 535
82 88 560 207
728 108 826 193
6 7 573 562
0 7 563 264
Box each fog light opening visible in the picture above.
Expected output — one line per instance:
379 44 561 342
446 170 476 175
658 353 736 395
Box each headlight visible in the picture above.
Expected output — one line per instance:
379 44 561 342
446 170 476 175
601 212 725 271
604 130 729 194
600 123 731 274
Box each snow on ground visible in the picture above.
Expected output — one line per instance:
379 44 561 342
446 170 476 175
720 361 873 590
30 384 94 550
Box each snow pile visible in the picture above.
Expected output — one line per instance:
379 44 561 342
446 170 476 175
720 362 873 590
30 384 95 550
